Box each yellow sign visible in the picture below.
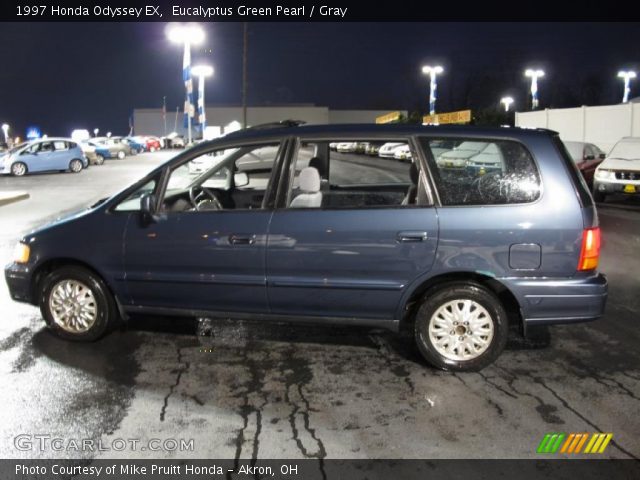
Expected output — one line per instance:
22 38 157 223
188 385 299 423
624 184 636 193
423 109 472 125
376 111 402 124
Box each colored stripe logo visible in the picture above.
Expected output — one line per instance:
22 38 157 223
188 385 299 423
537 433 613 454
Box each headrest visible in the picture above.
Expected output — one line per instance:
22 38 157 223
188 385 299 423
308 156 324 175
409 162 419 184
298 167 321 193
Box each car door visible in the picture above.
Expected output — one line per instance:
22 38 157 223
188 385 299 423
266 136 439 321
121 141 286 314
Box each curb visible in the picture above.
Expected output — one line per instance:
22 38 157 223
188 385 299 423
0 191 30 207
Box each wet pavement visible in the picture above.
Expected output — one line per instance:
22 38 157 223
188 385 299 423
0 153 639 460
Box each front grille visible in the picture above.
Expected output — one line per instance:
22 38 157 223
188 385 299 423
615 171 640 181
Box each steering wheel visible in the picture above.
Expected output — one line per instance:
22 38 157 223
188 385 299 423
189 186 223 211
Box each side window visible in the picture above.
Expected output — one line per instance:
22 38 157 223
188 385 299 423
287 140 419 209
53 141 68 151
162 143 281 212
39 142 54 153
420 137 541 206
113 179 157 212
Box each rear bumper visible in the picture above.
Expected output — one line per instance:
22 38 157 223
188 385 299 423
502 273 608 326
4 262 34 304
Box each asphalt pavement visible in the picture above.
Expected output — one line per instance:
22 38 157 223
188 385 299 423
0 151 638 460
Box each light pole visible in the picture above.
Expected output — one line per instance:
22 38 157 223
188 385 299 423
500 96 514 112
1 124 9 145
525 69 545 110
167 23 205 146
93 128 99 137
192 65 214 138
422 65 444 116
618 70 637 103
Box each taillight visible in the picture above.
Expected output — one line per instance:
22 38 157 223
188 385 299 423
578 227 601 271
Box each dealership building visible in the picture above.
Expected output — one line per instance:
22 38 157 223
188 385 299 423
133 105 406 138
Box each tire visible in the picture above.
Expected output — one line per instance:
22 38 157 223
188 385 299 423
95 154 105 166
69 159 83 173
39 266 118 342
414 282 509 372
11 162 27 176
592 187 606 203
117 151 126 160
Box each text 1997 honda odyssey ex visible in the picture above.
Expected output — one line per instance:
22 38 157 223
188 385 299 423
4 124 608 371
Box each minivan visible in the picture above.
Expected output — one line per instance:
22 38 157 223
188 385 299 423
4 124 607 371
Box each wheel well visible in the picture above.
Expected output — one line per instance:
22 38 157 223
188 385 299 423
31 258 116 306
401 272 523 331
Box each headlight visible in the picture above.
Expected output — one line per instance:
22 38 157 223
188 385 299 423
595 169 615 180
13 242 30 264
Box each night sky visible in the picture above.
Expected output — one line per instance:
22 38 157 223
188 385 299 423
0 22 638 136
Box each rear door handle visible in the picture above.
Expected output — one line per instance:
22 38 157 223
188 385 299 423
229 234 255 245
396 231 428 243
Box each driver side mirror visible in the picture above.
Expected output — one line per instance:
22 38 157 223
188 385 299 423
234 172 249 187
140 193 159 223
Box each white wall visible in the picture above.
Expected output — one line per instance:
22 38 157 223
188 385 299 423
516 103 640 152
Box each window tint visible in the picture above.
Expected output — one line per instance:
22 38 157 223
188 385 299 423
420 137 541 206
287 140 420 209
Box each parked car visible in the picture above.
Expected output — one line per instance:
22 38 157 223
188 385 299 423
336 142 358 153
1 138 87 176
123 137 146 154
165 133 186 149
365 142 384 156
90 138 129 160
4 124 606 372
144 136 162 152
393 144 413 162
79 141 104 166
436 141 488 169
563 141 606 184
593 137 640 202
378 142 405 158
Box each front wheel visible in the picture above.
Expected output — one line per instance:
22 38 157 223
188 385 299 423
414 282 509 371
11 162 27 176
39 266 118 341
117 151 126 160
94 154 105 166
69 159 83 173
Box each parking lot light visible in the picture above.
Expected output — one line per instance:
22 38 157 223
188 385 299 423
618 70 637 103
525 69 545 110
167 23 205 146
1 123 9 143
192 65 214 136
93 128 99 137
500 96 514 112
422 65 444 115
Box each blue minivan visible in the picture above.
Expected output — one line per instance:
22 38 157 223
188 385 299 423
1 138 88 176
4 124 607 371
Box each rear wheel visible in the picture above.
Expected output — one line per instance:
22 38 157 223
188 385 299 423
117 150 126 160
94 154 105 166
11 162 27 176
69 159 83 173
39 266 118 341
414 282 509 371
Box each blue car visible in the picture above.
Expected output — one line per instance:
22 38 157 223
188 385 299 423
4 123 607 371
124 137 146 154
1 138 88 176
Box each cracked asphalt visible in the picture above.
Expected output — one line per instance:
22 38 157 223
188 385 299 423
0 152 639 460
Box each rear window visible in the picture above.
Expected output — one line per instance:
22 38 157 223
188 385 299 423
553 136 593 207
420 137 541 206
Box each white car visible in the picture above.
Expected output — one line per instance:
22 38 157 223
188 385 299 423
378 142 405 158
393 145 413 161
593 137 640 202
336 142 358 153
437 141 488 168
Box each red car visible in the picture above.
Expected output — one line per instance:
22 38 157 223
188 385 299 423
563 141 606 184
144 136 161 152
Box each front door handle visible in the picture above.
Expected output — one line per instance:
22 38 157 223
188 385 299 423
396 231 428 243
229 234 255 245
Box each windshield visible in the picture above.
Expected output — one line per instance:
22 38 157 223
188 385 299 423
608 141 640 160
8 142 28 154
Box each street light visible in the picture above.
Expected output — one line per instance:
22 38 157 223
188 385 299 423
192 65 214 137
525 69 545 110
618 70 637 103
167 23 205 145
422 65 444 116
500 96 514 112
1 124 9 144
